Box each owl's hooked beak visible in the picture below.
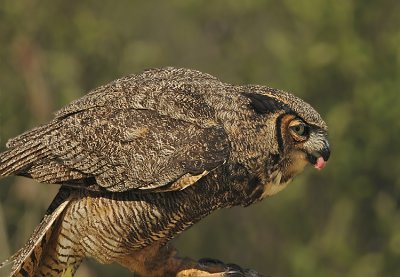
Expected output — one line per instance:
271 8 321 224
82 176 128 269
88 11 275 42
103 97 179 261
306 140 330 170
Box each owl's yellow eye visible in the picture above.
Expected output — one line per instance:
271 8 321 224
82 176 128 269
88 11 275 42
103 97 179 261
291 124 305 136
289 120 309 140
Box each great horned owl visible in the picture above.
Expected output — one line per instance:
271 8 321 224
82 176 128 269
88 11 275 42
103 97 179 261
0 67 330 277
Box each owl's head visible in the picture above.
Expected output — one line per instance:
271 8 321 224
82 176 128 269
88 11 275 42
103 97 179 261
244 89 330 181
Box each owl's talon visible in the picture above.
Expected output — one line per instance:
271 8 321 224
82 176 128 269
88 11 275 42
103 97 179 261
178 257 265 277
224 269 245 277
225 263 245 273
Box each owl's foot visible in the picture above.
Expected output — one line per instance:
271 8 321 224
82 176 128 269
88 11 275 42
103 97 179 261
117 243 264 277
176 257 264 277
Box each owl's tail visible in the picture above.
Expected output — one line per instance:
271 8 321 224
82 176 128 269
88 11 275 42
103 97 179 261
0 189 76 277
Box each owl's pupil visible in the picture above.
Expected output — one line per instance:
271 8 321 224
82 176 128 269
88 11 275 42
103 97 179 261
292 124 306 136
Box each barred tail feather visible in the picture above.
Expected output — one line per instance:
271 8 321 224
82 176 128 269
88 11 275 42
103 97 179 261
0 190 71 277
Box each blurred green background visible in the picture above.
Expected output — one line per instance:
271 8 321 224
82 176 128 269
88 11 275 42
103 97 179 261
0 0 399 276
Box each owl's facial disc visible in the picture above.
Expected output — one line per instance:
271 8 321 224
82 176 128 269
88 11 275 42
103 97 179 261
287 117 330 170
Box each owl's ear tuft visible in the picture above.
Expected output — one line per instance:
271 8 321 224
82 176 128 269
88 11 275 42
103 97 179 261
243 92 288 114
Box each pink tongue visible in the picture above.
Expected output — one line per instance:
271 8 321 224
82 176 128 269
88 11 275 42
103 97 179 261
314 156 327 170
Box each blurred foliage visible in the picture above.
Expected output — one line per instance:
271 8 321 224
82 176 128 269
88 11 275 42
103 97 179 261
0 0 399 276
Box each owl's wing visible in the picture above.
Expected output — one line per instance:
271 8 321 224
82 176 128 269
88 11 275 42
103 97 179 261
25 107 229 192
